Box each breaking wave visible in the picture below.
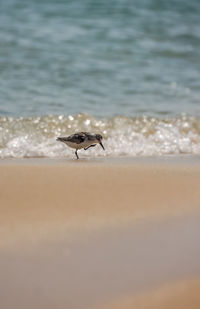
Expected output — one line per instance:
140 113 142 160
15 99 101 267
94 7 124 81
0 113 200 158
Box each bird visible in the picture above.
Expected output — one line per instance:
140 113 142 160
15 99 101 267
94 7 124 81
56 132 105 159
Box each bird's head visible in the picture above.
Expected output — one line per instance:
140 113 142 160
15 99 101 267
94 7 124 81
95 134 105 150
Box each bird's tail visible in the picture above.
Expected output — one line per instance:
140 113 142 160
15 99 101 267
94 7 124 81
56 137 66 142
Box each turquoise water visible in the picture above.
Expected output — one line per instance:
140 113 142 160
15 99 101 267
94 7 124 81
1 0 200 157
1 0 200 117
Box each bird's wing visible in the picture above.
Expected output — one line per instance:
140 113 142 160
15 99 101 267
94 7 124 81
81 132 96 141
66 133 86 144
57 132 96 144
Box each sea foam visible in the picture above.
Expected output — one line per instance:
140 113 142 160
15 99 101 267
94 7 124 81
0 114 200 158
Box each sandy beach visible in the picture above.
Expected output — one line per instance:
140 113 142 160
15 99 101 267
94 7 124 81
0 156 200 308
100 278 200 309
1 0 200 307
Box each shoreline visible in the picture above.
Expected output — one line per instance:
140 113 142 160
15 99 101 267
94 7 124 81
0 153 200 165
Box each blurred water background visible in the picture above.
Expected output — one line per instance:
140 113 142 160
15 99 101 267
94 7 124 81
0 0 200 158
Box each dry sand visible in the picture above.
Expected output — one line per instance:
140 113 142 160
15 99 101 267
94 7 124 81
0 157 200 308
100 278 200 309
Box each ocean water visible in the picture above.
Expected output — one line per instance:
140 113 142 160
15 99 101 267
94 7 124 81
0 0 200 158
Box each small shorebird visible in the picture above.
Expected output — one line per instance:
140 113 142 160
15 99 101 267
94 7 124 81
56 132 105 159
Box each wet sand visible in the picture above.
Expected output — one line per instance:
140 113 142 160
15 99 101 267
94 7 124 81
0 157 200 308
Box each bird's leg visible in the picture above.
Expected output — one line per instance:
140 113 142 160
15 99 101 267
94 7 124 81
84 144 96 150
75 149 79 159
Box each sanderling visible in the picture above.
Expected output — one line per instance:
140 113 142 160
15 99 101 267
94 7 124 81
56 131 105 159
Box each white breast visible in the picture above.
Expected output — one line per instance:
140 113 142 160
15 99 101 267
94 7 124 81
65 140 97 150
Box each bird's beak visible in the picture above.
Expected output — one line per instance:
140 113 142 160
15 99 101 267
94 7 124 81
100 141 105 150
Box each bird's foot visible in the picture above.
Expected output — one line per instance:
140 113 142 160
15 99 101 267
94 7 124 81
84 144 96 150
